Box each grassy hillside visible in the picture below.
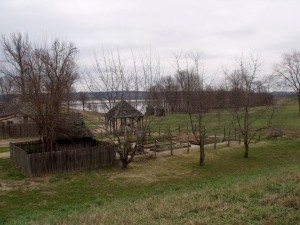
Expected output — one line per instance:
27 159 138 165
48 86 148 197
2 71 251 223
74 98 300 137
0 98 299 224
0 138 299 224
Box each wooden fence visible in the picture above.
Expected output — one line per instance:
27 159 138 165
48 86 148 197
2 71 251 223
0 123 38 138
10 141 116 177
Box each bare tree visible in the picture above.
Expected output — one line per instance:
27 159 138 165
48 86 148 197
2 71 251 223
148 75 181 114
1 33 78 151
273 51 300 116
0 75 14 103
175 52 207 166
83 48 160 168
79 92 89 111
224 54 273 158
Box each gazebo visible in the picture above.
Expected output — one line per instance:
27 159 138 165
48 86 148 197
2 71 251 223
105 100 144 134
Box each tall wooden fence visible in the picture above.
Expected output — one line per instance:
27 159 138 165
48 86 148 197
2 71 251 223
10 141 116 177
0 123 38 138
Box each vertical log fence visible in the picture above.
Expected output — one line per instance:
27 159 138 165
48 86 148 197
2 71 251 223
10 140 116 177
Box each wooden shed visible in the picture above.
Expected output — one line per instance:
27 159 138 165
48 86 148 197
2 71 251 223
105 100 144 134
53 113 93 142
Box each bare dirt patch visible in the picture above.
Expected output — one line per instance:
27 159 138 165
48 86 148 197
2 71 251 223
0 138 38 147
0 152 10 159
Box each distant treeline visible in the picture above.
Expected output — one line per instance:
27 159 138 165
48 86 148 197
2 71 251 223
0 91 295 105
148 90 274 114
72 91 148 101
71 91 295 102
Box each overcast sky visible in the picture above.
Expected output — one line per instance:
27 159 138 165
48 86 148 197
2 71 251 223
1 0 300 80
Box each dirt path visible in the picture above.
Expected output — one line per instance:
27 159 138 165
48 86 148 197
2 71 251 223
0 152 9 158
0 138 38 159
0 138 38 147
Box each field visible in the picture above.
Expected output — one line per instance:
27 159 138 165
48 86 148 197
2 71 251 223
0 99 299 224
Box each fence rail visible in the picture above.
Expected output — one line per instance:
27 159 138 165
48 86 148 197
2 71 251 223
10 141 116 177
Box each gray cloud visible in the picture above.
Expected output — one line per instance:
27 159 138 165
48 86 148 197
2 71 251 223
1 0 300 78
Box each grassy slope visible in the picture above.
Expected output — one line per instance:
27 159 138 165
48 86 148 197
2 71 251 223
74 98 300 137
0 147 9 153
149 98 300 136
0 139 299 224
0 99 299 224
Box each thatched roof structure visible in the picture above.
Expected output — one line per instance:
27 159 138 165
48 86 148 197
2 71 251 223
105 100 143 119
53 113 93 140
105 100 144 134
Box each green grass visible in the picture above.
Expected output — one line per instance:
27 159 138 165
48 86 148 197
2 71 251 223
80 110 104 132
0 146 9 153
0 138 300 224
147 98 300 137
80 98 300 141
271 99 300 131
0 99 299 224
79 98 300 134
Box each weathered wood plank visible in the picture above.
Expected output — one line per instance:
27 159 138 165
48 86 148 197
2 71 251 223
9 141 116 177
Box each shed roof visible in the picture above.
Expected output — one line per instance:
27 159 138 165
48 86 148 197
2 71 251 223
53 113 93 140
105 100 143 119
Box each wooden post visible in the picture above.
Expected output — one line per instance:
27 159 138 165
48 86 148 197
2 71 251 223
227 130 230 147
169 125 173 156
154 139 157 158
187 136 190 153
238 130 241 145
187 125 189 153
178 125 181 135
234 128 237 140
203 126 206 146
159 125 161 137
214 132 217 150
223 126 226 141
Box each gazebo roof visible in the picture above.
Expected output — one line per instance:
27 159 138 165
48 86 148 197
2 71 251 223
105 100 143 119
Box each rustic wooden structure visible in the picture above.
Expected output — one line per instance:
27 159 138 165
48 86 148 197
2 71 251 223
105 100 144 134
53 113 93 143
0 102 32 124
0 123 38 138
10 140 116 177
0 102 37 138
9 113 116 176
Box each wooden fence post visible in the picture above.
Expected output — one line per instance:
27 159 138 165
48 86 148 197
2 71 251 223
159 125 161 137
227 130 231 147
187 136 190 153
154 139 157 158
234 128 237 140
169 125 173 156
203 125 206 145
187 125 190 153
214 132 217 150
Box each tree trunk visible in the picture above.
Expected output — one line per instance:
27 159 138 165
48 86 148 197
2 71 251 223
243 141 249 158
122 161 128 169
199 139 205 166
298 94 300 117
